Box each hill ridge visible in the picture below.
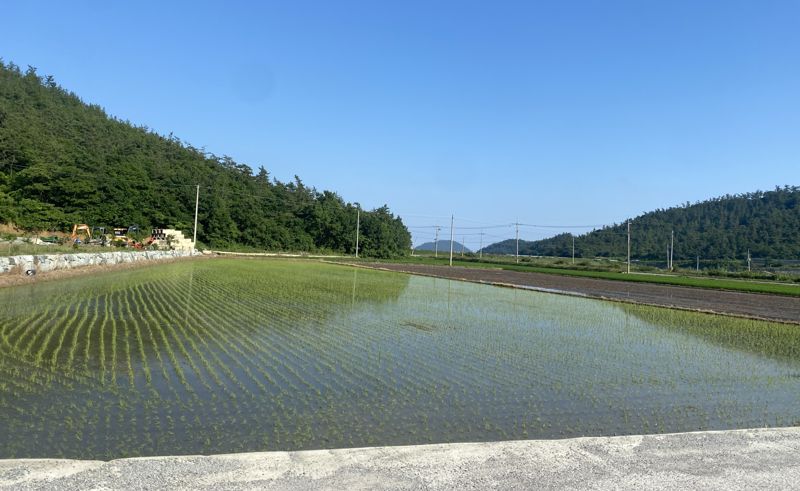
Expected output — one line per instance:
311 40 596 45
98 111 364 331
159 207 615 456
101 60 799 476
0 61 410 257
482 187 800 260
415 240 471 254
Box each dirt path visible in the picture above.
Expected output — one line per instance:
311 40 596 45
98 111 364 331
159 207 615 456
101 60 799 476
356 263 800 324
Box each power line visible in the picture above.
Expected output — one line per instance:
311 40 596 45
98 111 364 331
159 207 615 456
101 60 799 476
517 223 609 229
456 224 513 230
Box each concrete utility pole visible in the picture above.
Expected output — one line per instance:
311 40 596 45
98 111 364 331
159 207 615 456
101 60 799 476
355 208 360 258
434 226 440 258
747 249 751 272
626 221 631 274
572 234 575 265
697 255 700 272
192 184 200 254
515 222 520 264
670 230 674 271
479 231 484 260
461 235 465 257
449 215 455 267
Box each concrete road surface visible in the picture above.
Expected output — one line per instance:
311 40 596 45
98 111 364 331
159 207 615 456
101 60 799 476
2 427 800 490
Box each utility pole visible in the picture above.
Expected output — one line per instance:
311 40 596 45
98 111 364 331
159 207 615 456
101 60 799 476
479 231 484 260
667 245 670 271
192 184 200 254
449 215 455 267
515 222 520 264
461 235 465 256
354 208 360 258
434 226 440 258
670 229 674 271
626 221 631 274
696 255 700 272
747 249 751 272
572 234 575 265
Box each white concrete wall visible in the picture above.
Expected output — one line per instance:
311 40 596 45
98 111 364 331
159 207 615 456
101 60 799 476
0 250 197 275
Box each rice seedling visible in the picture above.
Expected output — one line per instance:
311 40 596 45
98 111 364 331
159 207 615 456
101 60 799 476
1 258 800 460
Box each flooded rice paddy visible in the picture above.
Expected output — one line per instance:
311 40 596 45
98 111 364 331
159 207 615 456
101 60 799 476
1 258 799 459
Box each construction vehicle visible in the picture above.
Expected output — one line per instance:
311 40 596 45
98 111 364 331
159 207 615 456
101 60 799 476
70 224 92 244
113 225 155 248
112 227 133 247
88 226 108 246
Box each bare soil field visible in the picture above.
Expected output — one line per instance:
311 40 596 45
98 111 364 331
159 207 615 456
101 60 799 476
356 262 800 324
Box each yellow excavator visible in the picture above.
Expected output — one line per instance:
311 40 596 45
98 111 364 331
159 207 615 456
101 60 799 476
70 224 92 244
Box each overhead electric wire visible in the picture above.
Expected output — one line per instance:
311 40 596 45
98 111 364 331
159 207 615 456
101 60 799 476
517 223 608 229
455 224 514 230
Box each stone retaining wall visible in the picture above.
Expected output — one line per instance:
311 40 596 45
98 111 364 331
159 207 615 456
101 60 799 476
0 250 196 275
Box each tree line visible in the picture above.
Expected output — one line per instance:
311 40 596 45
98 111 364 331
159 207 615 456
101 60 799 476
0 61 410 257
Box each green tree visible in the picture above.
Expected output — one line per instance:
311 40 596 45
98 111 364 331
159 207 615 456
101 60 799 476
0 61 411 256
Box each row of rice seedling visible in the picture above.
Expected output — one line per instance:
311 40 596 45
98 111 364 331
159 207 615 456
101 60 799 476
222 290 387 397
170 309 269 401
138 280 215 396
62 296 91 370
81 293 102 374
166 276 289 397
17 300 73 367
1 307 50 357
238 305 369 405
118 286 152 388
148 277 240 397
133 282 201 404
177 266 428 438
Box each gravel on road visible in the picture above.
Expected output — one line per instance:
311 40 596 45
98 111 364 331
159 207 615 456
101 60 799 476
3 428 800 490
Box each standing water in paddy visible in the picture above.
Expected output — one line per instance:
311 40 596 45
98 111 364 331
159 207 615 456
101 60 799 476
0 258 799 459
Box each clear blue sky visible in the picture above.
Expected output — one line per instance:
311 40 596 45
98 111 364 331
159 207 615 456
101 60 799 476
3 1 799 249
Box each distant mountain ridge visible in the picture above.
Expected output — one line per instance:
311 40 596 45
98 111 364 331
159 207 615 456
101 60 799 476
481 187 800 260
415 240 471 254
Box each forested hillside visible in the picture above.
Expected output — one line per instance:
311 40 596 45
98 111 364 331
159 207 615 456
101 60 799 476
0 61 410 256
483 187 800 260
